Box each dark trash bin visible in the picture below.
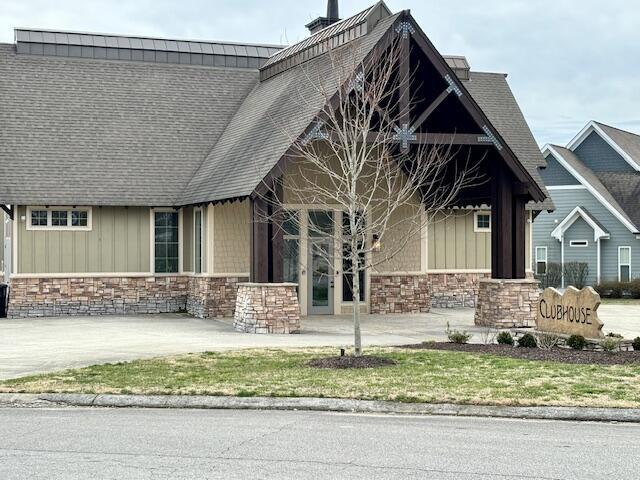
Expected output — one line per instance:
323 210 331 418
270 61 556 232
0 283 8 318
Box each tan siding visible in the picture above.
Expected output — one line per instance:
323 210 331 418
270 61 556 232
428 211 491 270
373 203 423 273
183 207 194 272
213 201 250 274
17 206 151 274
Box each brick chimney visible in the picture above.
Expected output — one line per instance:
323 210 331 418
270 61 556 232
306 0 341 34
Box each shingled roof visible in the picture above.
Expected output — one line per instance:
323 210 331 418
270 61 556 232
0 3 550 209
544 145 639 233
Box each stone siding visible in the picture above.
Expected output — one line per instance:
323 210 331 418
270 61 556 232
369 275 430 314
474 278 540 328
429 272 490 308
234 283 300 334
187 276 248 319
7 276 189 318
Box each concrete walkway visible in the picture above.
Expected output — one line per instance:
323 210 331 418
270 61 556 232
1 305 638 380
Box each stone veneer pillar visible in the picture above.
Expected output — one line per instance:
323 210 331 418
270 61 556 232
474 278 540 328
233 283 300 334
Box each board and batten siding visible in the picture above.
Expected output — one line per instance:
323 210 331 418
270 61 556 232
533 189 640 284
17 206 151 274
427 210 531 271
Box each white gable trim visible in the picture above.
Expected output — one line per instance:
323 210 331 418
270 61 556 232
566 121 640 171
551 206 610 242
543 145 639 234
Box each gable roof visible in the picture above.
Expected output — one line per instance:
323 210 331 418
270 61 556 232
543 145 639 234
566 120 640 171
551 206 610 242
180 12 401 205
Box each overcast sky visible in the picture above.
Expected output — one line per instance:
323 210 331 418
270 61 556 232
2 0 639 146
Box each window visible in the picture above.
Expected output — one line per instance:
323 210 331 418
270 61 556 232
536 246 548 276
28 207 91 230
31 210 48 227
342 211 366 302
619 246 631 282
154 211 179 274
283 211 300 285
474 212 491 232
569 240 589 248
194 210 203 274
51 210 68 226
72 210 88 227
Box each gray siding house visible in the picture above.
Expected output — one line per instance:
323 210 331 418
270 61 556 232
533 121 640 287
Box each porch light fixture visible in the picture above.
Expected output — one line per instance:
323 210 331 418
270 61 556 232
372 234 382 252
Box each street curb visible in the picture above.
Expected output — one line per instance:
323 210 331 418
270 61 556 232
1 393 640 423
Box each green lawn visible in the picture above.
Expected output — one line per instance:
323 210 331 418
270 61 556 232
2 347 639 409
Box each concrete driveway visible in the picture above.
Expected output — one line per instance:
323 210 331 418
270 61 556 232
1 304 638 380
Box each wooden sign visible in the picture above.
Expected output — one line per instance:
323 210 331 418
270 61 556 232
536 286 604 338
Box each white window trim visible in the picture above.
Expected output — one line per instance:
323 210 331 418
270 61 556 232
569 240 589 248
535 246 547 276
25 206 92 231
473 211 491 233
619 246 631 282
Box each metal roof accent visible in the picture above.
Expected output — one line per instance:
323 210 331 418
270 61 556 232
14 28 284 69
444 55 470 80
260 1 392 81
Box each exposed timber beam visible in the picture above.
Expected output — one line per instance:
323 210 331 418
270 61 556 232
1 205 14 220
359 132 494 146
410 88 450 133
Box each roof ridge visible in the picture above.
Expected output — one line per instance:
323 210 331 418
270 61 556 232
15 27 285 49
595 120 640 140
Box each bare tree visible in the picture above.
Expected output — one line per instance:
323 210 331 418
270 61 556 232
259 36 480 356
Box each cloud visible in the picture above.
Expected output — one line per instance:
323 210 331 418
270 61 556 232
1 0 638 146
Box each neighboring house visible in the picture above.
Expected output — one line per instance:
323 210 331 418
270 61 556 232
534 121 640 287
0 1 549 320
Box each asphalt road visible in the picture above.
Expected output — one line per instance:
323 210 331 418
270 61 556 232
0 408 638 479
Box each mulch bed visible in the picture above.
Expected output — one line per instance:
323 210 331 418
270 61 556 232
402 343 640 365
307 355 398 369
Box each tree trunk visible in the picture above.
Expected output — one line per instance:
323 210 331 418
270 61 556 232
352 238 362 357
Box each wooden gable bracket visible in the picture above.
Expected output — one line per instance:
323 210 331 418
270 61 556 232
397 13 546 203
1 204 14 220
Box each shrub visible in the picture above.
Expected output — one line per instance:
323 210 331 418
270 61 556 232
600 337 620 352
496 331 514 346
536 262 562 289
595 279 640 299
563 262 589 289
606 332 624 339
633 337 640 351
445 322 473 344
537 332 561 350
567 334 587 350
517 333 537 348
